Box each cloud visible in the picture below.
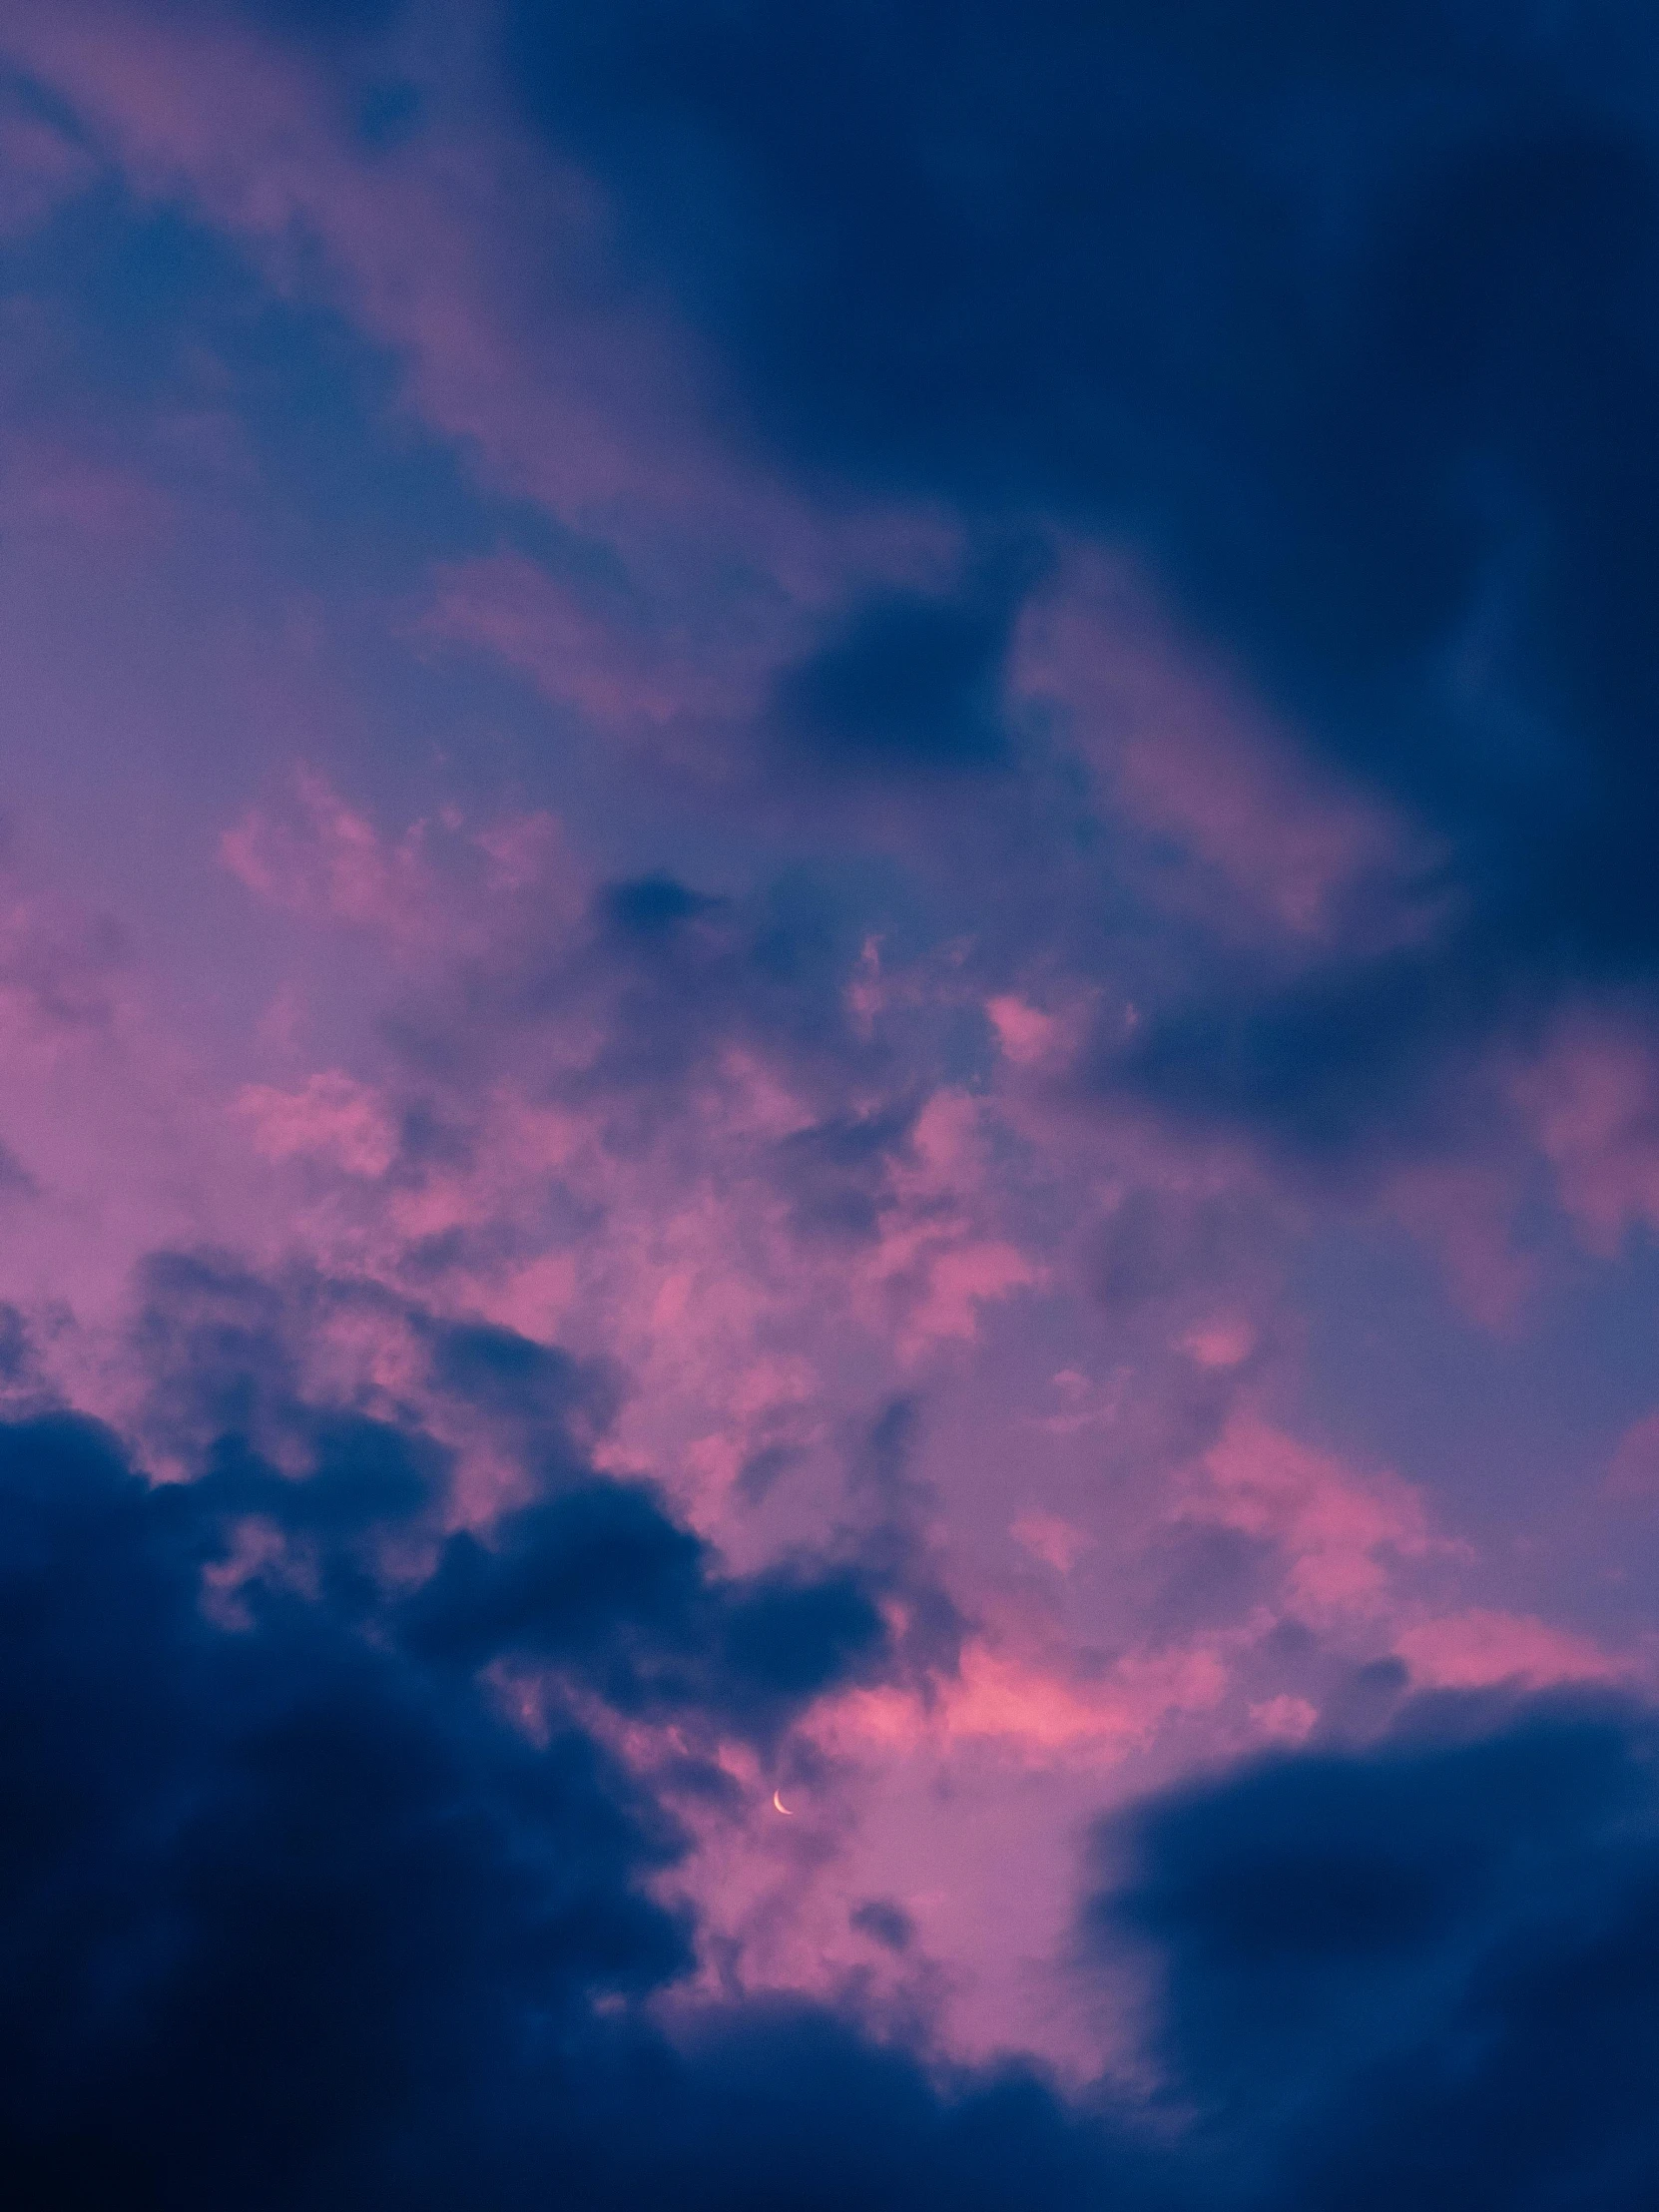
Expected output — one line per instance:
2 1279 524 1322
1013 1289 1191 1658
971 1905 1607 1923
1514 1013 1659 1255
401 1476 889 1736
8 2 1659 2167
1392 1609 1621 1693
500 0 1659 1156
238 1070 398 1177
772 553 1035 775
1093 1691 1659 2208
0 1334 1117 2208
421 550 770 755
0 1406 690 2208
1187 1409 1431 1621
12 1372 1659 2206
30 0 1659 1204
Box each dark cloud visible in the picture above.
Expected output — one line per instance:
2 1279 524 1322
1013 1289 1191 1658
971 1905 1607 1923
605 2002 1129 2212
0 1388 1105 2210
600 873 724 940
772 554 1036 774
422 1316 618 1462
402 1475 887 1733
0 1408 687 2211
505 0 1659 1149
125 1251 898 1738
1106 932 1502 1160
1091 1691 1659 2209
850 1897 916 1953
9 1368 1659 2204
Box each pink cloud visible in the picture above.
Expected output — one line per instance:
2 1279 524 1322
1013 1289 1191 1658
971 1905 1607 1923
220 770 443 941
0 888 124 1051
0 758 1627 2086
985 993 1070 1070
1011 1510 1092 1574
854 1091 1044 1359
1394 1609 1622 1692
421 551 769 749
238 1071 397 1179
221 770 588 955
1180 1317 1257 1369
1248 1693 1319 1744
1189 1408 1431 1617
1379 1157 1537 1330
1012 550 1436 944
817 1634 1230 1767
0 888 296 1400
1516 1015 1659 1254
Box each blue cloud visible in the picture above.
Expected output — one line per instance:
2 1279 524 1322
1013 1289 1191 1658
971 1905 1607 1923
8 1371 1659 2205
504 0 1659 1145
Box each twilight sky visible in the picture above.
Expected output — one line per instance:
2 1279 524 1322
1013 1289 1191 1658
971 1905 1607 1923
8 5 1659 2206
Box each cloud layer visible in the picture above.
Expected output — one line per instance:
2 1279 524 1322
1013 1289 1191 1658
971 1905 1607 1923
5 1 1659 2200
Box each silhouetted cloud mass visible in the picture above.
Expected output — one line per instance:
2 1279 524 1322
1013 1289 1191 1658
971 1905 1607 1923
7 1357 1659 2207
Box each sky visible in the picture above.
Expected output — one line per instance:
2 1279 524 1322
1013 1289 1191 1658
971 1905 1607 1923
6 3 1659 2205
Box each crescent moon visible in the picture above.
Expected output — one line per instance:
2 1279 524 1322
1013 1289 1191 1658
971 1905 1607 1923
773 1790 794 1816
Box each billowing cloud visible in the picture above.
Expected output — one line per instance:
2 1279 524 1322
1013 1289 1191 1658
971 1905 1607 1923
9 1377 1659 2205
1096 1692 1659 2210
